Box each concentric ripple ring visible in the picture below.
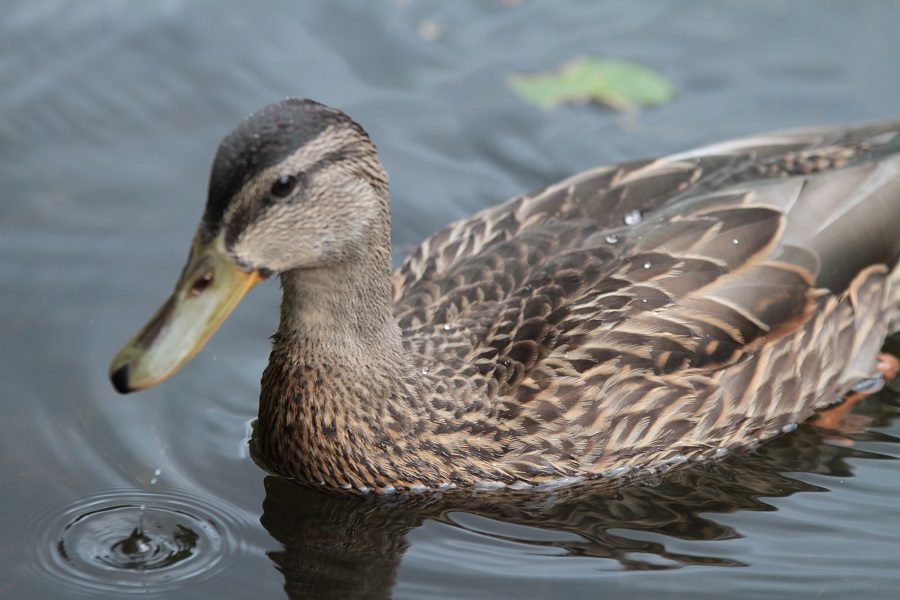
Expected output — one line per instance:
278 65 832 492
27 488 245 595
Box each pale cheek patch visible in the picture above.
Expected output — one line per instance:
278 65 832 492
228 179 383 273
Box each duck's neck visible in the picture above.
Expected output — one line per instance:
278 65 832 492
257 239 425 491
276 246 401 360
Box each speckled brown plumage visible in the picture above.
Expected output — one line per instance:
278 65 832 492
199 104 890 495
101 97 900 494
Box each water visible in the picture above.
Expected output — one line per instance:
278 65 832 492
3 1 900 598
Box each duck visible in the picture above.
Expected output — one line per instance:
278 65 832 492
110 98 900 494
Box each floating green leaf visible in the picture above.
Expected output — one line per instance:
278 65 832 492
508 57 675 112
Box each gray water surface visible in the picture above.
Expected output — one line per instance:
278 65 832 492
3 1 900 598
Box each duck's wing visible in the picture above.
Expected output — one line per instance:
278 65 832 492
393 121 900 336
390 122 900 481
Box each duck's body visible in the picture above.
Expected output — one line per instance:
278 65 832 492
112 100 900 494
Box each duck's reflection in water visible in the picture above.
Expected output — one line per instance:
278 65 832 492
260 406 897 600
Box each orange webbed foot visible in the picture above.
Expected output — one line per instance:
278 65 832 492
810 352 899 441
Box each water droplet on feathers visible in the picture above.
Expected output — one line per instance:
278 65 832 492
624 209 642 226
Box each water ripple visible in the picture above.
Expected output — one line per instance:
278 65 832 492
26 487 251 597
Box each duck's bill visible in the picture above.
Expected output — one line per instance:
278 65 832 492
109 234 262 394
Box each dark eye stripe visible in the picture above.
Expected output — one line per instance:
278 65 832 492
270 174 298 198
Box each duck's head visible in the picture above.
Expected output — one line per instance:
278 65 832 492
109 98 388 393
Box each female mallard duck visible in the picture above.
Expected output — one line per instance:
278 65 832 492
110 99 900 494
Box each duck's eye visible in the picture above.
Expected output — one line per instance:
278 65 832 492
270 174 298 198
